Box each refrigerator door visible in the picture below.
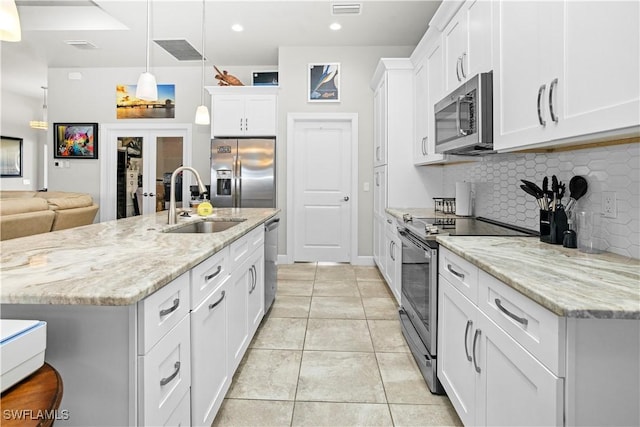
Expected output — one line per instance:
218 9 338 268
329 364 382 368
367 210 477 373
211 139 237 207
237 139 275 208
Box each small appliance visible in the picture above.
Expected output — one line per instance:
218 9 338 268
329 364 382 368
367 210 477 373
1 319 47 392
455 182 474 216
434 72 493 155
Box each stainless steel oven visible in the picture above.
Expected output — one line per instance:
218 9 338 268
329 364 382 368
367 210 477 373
397 228 444 394
397 216 537 395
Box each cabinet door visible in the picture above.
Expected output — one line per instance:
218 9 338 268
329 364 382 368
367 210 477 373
425 35 447 163
212 95 245 137
476 311 564 427
191 280 230 427
443 10 468 93
227 261 249 372
558 1 639 139
373 216 384 273
247 247 265 337
373 165 387 219
466 0 492 78
492 0 563 151
413 56 430 164
373 77 387 166
244 95 277 136
438 278 477 427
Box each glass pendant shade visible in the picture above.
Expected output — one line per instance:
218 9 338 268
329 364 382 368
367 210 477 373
136 71 158 101
0 0 21 42
195 104 210 125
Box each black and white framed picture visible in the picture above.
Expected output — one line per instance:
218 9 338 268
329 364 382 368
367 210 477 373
0 136 22 177
308 63 340 102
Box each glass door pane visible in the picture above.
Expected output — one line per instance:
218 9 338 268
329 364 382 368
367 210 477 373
155 136 184 212
116 136 143 218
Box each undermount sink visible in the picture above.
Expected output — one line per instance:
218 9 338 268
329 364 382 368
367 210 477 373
164 218 246 234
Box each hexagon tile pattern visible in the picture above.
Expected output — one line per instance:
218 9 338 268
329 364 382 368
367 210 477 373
442 142 640 259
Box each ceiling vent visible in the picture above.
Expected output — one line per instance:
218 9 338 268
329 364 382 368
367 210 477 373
64 40 98 49
154 39 203 61
331 2 362 15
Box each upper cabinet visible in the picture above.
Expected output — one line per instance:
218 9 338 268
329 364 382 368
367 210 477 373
443 0 492 93
206 86 278 137
492 0 640 151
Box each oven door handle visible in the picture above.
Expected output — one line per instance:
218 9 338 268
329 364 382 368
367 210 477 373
399 309 430 356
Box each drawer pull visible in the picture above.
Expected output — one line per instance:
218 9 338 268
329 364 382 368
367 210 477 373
160 361 181 386
208 290 226 310
464 320 473 362
472 329 481 373
159 298 179 317
205 265 222 281
447 264 465 280
495 298 528 326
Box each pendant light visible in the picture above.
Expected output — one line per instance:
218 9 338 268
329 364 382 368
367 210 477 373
136 0 158 101
0 0 21 42
194 0 210 125
29 86 48 130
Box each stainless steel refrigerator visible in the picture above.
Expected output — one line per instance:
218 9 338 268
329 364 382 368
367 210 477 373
211 138 276 208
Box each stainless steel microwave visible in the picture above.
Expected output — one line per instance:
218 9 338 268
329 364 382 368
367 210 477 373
434 72 493 155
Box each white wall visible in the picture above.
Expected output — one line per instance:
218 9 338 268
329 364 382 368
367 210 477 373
277 45 414 257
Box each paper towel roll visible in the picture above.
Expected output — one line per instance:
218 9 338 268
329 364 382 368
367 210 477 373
455 182 473 216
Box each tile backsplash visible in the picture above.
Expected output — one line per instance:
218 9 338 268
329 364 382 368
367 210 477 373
442 142 640 259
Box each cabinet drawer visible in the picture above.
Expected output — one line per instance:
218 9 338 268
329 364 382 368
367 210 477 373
439 247 479 303
385 215 397 235
138 314 191 427
229 226 263 271
138 272 190 355
191 246 230 309
165 389 190 427
478 270 565 376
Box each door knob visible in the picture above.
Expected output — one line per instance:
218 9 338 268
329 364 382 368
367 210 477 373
343 196 350 201
143 192 148 197
149 193 155 197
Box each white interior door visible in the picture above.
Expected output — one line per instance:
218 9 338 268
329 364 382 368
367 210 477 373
100 124 192 222
291 117 352 262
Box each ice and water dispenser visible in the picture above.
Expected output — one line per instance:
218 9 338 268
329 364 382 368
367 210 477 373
216 169 232 197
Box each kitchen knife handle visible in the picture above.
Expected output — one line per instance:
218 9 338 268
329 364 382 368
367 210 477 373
549 78 559 123
495 298 529 326
473 329 481 373
537 84 547 126
464 320 473 362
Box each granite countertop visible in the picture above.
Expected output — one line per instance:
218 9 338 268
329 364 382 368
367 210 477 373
437 236 640 319
387 208 640 319
0 208 279 306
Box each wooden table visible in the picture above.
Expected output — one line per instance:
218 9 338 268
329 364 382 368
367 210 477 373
1 363 64 427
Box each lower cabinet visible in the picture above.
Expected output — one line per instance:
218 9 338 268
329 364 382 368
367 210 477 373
384 219 401 304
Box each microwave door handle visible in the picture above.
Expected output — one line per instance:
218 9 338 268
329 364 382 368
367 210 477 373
456 96 470 137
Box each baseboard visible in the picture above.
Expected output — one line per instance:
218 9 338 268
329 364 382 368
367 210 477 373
277 254 375 266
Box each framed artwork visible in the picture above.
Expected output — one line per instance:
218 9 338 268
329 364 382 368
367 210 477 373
308 63 340 102
54 123 98 159
0 136 22 177
252 71 279 86
116 84 176 119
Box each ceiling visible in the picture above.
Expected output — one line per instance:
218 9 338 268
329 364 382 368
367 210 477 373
2 0 442 99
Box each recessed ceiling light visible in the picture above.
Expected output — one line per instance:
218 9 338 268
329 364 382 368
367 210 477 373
330 22 342 31
231 24 243 32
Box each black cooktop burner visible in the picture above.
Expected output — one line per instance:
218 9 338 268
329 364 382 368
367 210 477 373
401 216 538 245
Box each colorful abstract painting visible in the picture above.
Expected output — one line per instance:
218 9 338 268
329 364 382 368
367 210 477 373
53 123 98 159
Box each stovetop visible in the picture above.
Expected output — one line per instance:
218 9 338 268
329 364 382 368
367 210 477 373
400 215 538 245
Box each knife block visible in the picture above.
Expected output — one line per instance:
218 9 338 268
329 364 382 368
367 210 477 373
540 208 568 244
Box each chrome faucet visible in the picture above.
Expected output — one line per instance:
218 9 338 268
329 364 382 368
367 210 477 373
168 166 208 225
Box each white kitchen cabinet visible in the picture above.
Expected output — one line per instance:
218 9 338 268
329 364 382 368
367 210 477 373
191 276 230 427
383 216 401 304
492 0 640 152
373 165 387 271
227 256 250 373
373 78 388 167
443 0 492 93
207 86 278 137
247 246 265 337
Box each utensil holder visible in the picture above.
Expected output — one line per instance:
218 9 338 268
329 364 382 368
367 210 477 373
540 208 568 244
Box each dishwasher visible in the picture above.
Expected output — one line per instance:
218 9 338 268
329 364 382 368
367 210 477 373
264 216 280 312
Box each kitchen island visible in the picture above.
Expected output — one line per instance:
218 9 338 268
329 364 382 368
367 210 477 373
0 208 279 426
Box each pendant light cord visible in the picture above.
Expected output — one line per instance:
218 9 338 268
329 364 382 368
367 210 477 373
145 0 151 72
201 0 206 105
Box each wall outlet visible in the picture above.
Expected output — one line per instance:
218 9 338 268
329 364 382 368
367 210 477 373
363 182 370 192
602 191 617 218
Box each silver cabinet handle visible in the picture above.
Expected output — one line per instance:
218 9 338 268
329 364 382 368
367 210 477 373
495 298 528 326
387 218 392 224
456 57 462 82
205 265 222 281
461 52 467 78
464 320 473 362
344 196 350 201
447 264 465 280
376 146 381 161
473 329 481 373
537 84 547 126
421 137 427 156
159 298 179 317
249 265 257 294
160 361 181 386
390 241 396 261
375 173 380 186
549 78 559 123
209 290 226 310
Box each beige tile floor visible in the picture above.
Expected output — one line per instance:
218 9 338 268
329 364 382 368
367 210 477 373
213 263 462 427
